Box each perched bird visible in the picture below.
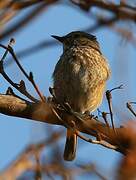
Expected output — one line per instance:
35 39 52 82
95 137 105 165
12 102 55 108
52 31 111 161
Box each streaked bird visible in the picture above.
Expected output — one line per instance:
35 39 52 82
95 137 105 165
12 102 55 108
52 31 111 161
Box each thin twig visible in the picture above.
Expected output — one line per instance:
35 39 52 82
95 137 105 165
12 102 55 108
106 85 123 133
0 65 38 102
109 84 123 92
0 43 39 102
52 104 117 152
51 101 117 151
76 130 117 151
71 0 136 21
101 112 110 129
29 72 46 102
7 0 57 10
97 109 110 129
126 102 136 117
106 90 115 133
7 44 45 102
0 2 47 40
0 43 45 102
0 38 14 62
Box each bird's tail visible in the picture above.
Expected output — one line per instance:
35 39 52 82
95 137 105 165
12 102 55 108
63 129 77 161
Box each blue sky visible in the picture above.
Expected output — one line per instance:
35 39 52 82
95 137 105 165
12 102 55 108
0 2 135 179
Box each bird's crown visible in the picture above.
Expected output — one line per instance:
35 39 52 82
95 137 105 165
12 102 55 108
52 31 100 53
64 31 97 41
52 31 97 43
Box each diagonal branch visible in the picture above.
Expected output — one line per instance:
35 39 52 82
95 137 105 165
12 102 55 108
0 43 45 102
0 129 64 180
0 0 59 40
71 0 136 21
0 94 128 155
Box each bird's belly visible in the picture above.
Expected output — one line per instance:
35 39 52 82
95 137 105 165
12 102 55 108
55 63 105 113
53 55 107 113
67 80 105 113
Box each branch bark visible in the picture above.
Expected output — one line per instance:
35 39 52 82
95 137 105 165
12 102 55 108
0 94 61 124
0 94 127 154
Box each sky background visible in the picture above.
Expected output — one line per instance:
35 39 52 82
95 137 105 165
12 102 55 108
0 1 136 179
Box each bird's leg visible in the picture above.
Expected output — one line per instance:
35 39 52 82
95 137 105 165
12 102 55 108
49 88 91 121
84 110 90 116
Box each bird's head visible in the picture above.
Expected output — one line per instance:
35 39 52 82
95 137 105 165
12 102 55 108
52 31 100 52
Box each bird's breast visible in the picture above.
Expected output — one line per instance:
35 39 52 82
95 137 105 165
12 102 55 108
53 46 110 113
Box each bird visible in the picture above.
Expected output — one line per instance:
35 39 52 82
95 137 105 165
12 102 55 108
52 31 111 161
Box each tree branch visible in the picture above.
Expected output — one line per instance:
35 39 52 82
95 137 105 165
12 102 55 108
71 0 136 21
0 94 61 124
0 94 128 155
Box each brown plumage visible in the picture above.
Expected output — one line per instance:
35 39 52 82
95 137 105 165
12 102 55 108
52 31 111 161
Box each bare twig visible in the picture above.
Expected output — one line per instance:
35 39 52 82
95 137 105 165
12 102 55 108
106 90 115 133
109 85 123 92
6 0 57 10
0 42 45 102
0 66 38 102
101 112 110 129
71 0 136 21
76 130 117 151
106 85 123 133
47 99 118 152
0 94 124 152
0 43 39 102
97 109 110 129
126 102 136 117
0 1 58 40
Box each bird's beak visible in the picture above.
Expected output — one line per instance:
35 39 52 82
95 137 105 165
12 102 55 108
51 35 64 42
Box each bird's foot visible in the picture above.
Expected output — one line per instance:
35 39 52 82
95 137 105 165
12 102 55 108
84 112 98 120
